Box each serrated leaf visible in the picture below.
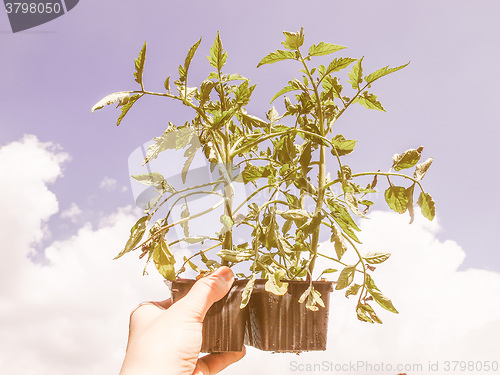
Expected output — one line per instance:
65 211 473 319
91 92 132 112
134 41 147 88
392 147 423 171
179 38 202 82
117 94 142 126
354 92 385 111
335 265 356 290
308 42 345 57
331 134 357 156
240 274 256 308
208 31 227 71
384 186 409 214
257 50 296 67
347 57 364 89
115 215 149 259
322 76 343 98
265 269 288 295
281 28 304 50
235 80 256 106
363 251 391 264
153 240 176 280
417 192 436 220
414 157 433 180
323 57 357 76
270 85 299 103
365 61 410 84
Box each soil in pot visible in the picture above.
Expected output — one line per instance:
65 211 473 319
245 280 334 352
170 279 249 353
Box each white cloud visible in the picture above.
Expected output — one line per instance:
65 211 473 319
60 202 82 223
1 136 499 375
100 176 117 191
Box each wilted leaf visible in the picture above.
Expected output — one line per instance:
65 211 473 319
265 269 288 295
308 42 345 57
240 274 256 308
345 283 361 298
91 92 132 112
414 157 433 180
115 215 149 259
363 251 391 264
217 248 253 263
330 224 347 260
153 240 176 280
277 209 310 221
405 183 415 224
384 186 409 214
417 192 436 220
220 214 234 231
180 205 190 237
132 172 173 192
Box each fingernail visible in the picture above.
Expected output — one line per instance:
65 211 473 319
213 266 234 283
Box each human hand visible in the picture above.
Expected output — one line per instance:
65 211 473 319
119 266 246 375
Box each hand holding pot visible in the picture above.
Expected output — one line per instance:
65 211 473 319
119 266 246 375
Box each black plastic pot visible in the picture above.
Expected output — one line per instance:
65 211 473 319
245 280 334 352
170 279 249 353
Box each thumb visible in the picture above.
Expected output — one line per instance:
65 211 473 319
175 267 234 321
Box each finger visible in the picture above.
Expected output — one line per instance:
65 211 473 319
175 266 234 321
193 347 246 375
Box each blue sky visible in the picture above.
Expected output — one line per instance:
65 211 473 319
1 1 500 374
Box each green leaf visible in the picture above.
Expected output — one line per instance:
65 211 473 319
384 186 409 214
235 80 256 106
354 92 385 111
134 41 147 88
356 303 374 323
417 192 436 220
322 76 343 98
414 157 433 180
153 240 176 280
363 251 391 264
117 94 142 126
91 91 133 112
164 76 170 92
365 274 398 314
345 283 361 298
265 269 288 295
240 274 256 308
331 134 357 156
308 42 345 57
208 31 227 71
257 50 296 67
181 205 190 237
115 215 149 259
392 147 423 171
335 265 356 290
323 57 357 76
270 85 299 103
365 61 410 85
347 57 364 89
179 38 202 82
281 28 304 50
